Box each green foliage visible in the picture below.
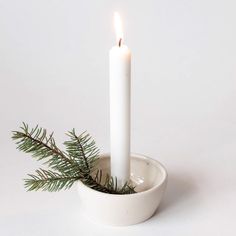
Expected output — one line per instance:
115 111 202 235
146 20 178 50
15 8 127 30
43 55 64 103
12 123 136 194
25 169 78 192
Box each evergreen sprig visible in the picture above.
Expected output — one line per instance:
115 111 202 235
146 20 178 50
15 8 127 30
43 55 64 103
12 123 136 194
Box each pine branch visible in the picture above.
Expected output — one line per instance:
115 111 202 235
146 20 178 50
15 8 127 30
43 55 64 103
90 169 136 194
12 123 136 194
64 130 99 173
12 123 84 177
64 130 135 193
25 169 80 192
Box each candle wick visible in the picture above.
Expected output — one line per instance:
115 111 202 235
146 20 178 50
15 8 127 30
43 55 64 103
118 38 122 47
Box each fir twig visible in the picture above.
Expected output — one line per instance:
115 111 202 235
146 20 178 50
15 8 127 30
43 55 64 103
25 169 79 192
12 123 136 194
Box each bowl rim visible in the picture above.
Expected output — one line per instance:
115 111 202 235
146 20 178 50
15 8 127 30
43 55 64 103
77 153 168 197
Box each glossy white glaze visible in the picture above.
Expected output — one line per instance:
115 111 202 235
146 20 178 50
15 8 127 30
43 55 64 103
77 153 168 226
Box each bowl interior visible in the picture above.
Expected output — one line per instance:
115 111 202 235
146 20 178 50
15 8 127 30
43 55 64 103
94 154 167 193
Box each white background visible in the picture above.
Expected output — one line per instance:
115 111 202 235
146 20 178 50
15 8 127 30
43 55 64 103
0 0 236 235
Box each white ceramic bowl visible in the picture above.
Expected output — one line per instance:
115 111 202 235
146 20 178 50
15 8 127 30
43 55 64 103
77 153 167 226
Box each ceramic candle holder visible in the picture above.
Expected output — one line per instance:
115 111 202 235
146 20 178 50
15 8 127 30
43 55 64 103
77 153 168 226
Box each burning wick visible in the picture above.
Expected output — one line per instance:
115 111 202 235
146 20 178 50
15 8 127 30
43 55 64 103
118 38 122 47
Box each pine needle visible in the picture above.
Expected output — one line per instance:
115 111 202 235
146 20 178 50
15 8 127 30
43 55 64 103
12 123 136 194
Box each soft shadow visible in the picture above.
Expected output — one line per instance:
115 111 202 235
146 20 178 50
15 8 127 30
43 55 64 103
155 171 197 215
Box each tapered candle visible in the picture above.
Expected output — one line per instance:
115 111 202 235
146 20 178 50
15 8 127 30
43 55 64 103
109 12 131 187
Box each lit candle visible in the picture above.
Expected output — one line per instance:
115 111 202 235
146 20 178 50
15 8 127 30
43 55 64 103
109 12 131 187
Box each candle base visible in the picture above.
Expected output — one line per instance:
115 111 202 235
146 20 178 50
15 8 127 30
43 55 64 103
77 153 168 226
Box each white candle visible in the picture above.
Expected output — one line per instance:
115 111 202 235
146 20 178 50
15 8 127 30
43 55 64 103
109 12 131 187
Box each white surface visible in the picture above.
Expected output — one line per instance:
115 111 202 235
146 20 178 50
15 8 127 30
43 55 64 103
0 0 236 235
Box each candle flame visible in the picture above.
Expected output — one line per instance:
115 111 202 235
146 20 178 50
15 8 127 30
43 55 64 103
114 12 123 46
